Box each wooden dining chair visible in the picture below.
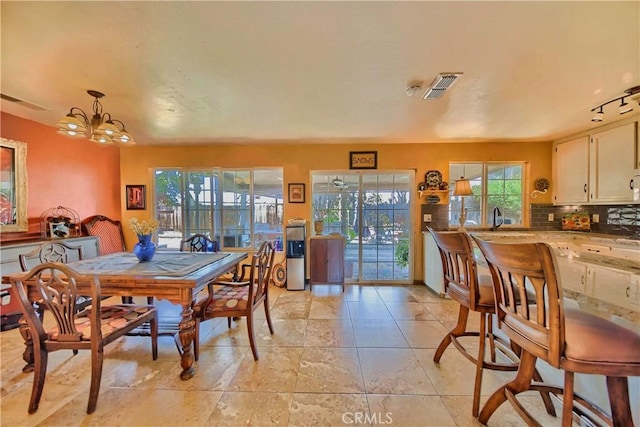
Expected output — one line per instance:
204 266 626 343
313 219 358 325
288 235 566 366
473 237 640 427
180 233 219 253
428 229 555 417
11 262 158 414
193 241 275 361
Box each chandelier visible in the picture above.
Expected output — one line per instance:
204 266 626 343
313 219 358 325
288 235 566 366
56 90 135 145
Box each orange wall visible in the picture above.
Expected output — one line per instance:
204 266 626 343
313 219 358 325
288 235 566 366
1 112 121 234
1 112 553 281
120 141 553 280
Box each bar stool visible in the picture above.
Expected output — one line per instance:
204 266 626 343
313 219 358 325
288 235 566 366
428 229 555 417
473 237 640 426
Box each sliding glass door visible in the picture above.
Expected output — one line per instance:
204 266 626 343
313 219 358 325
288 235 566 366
311 171 413 283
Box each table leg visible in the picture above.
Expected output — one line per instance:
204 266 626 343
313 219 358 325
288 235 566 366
177 303 196 380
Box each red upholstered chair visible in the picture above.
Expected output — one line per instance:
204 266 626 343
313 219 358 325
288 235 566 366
81 215 126 255
193 241 275 361
11 262 158 414
473 237 640 427
82 215 153 305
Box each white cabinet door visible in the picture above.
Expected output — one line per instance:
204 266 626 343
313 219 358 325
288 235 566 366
553 136 589 204
423 232 444 296
589 122 637 203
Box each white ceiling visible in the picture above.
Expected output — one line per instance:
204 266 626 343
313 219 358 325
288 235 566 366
1 1 639 146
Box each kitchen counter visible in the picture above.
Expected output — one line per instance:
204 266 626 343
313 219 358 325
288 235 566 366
468 231 639 330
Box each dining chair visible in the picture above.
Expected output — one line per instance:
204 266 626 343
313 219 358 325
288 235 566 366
193 241 275 361
473 237 640 427
428 228 555 418
11 262 158 414
18 241 88 318
81 215 126 256
82 215 153 305
180 233 219 253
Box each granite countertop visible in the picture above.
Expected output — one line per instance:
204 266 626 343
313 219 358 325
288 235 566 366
465 230 640 330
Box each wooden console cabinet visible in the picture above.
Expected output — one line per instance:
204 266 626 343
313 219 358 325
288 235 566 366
309 235 345 291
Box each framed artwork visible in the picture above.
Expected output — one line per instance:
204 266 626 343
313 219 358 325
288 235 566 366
349 151 377 169
0 137 28 232
288 183 305 203
126 185 146 210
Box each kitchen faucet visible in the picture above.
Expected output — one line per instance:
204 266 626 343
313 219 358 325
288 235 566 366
492 207 504 231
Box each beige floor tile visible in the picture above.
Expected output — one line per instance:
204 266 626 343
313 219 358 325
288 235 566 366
308 296 350 319
375 285 420 303
344 284 382 302
289 393 370 427
347 301 393 320
366 394 457 426
304 318 356 347
270 297 312 320
296 347 365 393
227 346 303 392
385 302 437 320
358 347 436 394
204 391 292 426
352 319 409 348
408 285 444 302
396 319 449 348
256 318 307 347
424 299 462 322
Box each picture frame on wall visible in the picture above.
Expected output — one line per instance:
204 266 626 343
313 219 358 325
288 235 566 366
349 151 377 169
126 185 146 210
288 183 305 203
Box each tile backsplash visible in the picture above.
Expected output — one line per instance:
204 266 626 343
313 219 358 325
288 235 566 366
422 203 639 240
530 203 639 239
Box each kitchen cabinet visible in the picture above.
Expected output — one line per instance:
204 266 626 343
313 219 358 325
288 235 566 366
309 235 345 290
553 119 639 205
553 136 589 204
589 122 638 203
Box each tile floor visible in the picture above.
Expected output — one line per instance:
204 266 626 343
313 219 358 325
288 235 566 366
1 284 567 426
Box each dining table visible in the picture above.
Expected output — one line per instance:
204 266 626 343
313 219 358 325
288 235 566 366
6 250 247 381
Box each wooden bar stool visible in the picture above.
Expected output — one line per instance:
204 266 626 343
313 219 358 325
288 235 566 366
428 229 555 417
473 237 640 427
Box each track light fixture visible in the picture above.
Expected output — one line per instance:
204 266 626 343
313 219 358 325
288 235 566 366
590 85 640 122
56 90 135 145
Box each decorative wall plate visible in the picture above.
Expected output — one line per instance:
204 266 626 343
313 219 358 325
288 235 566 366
535 178 550 191
424 170 442 188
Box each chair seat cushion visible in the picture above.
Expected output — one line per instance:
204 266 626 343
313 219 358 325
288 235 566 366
564 308 640 365
47 305 154 341
204 285 253 315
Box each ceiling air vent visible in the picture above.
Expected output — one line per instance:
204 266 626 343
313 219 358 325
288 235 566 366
0 93 49 111
422 73 463 100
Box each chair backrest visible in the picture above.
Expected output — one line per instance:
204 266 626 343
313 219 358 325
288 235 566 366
18 241 84 272
11 262 101 347
428 228 480 308
180 234 218 253
247 241 275 305
82 215 126 255
472 237 564 367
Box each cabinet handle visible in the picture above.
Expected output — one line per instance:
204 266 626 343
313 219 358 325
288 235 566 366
626 286 630 298
583 184 587 193
586 248 600 253
631 179 635 191
581 276 585 285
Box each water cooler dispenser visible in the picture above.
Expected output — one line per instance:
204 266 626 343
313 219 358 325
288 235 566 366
286 225 306 290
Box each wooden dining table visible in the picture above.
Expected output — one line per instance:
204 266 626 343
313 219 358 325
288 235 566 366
7 250 247 381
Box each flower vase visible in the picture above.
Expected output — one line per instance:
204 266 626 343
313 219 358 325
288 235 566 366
133 234 156 262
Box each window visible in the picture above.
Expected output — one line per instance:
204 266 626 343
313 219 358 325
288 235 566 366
449 162 524 228
154 168 283 250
